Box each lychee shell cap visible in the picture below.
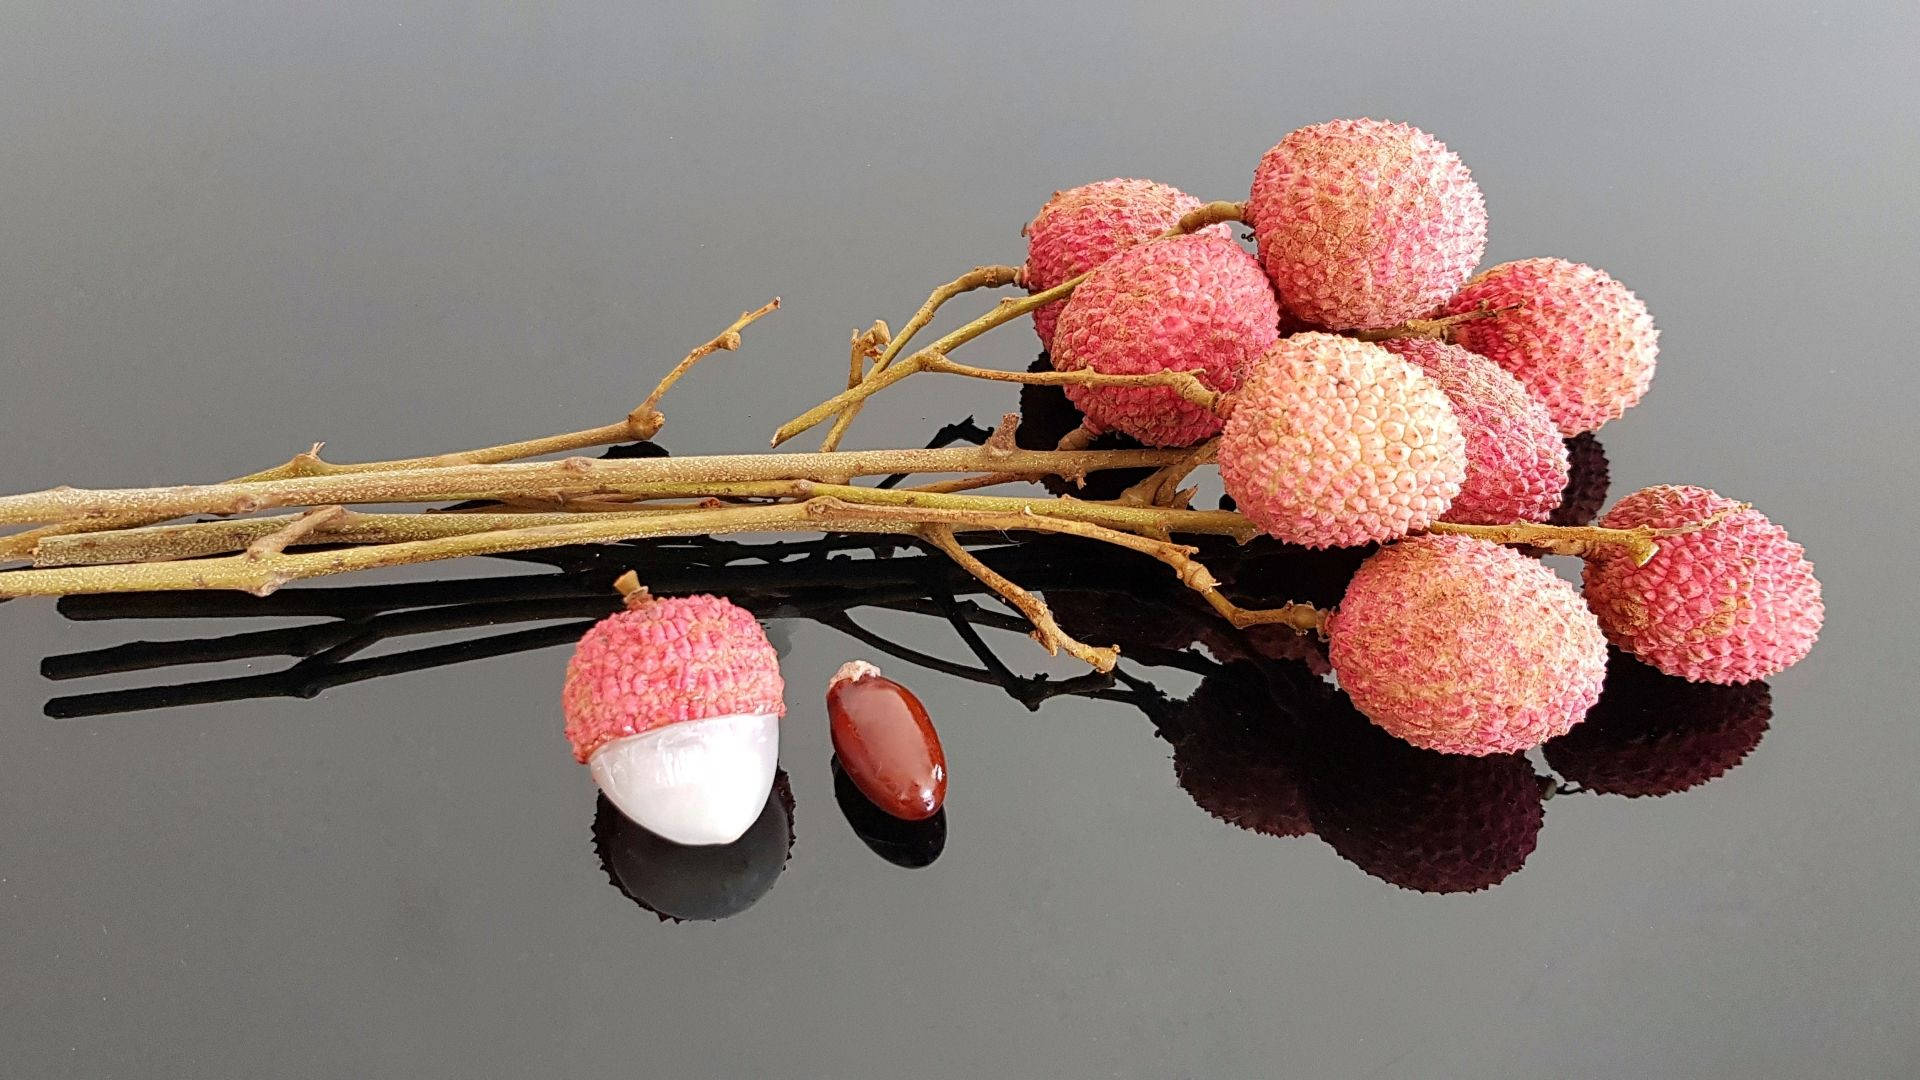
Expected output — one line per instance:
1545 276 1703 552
1219 334 1465 547
563 594 786 763
1329 535 1608 755
1582 485 1823 683
1446 257 1657 435
1022 178 1232 350
1051 232 1280 447
1247 118 1487 331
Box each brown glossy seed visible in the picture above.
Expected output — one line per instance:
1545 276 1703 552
826 661 946 821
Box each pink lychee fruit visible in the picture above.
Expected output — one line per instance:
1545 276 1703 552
1219 333 1465 547
1543 651 1772 797
563 585 786 845
1328 535 1608 754
1445 257 1657 435
1022 178 1234 350
1380 338 1570 525
1051 232 1280 446
1247 118 1487 331
1582 485 1823 684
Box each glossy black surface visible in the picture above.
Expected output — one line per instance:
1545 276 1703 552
3 5 1915 1077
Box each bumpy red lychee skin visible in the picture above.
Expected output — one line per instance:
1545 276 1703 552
1543 651 1772 797
1328 535 1608 754
1446 257 1657 435
1022 178 1233 350
562 594 786 763
1247 119 1487 331
1051 233 1280 446
1219 334 1465 547
1381 338 1569 525
1582 486 1823 684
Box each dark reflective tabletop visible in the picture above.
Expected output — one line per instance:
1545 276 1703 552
3 5 1915 1078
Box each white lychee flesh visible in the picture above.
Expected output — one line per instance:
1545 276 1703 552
588 712 780 846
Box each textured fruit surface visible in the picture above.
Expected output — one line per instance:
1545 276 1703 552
1544 651 1772 797
563 593 785 763
1220 334 1464 547
1022 178 1232 349
1446 257 1657 435
1583 486 1823 683
827 662 946 821
1247 118 1487 331
1382 338 1569 524
1051 233 1280 446
1328 535 1608 754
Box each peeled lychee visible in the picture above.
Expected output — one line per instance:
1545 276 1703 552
1022 178 1233 350
1328 535 1608 755
592 773 795 922
1445 257 1657 435
1247 118 1487 331
1219 333 1465 548
1381 338 1569 525
1582 486 1823 684
1543 651 1772 797
1051 232 1280 447
563 586 786 845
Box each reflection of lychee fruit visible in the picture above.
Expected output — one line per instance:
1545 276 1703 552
1445 258 1657 435
1017 354 1155 499
1328 535 1607 754
592 772 795 922
1164 661 1313 838
1052 233 1280 447
563 588 785 845
1220 334 1464 548
1248 119 1487 331
1022 178 1232 350
1302 699 1546 894
1543 651 1772 796
1381 338 1569 525
1583 486 1823 684
1548 433 1610 527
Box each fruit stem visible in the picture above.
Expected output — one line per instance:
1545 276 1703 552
920 524 1120 671
1353 303 1522 343
1429 519 1660 566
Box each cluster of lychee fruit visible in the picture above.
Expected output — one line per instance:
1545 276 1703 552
1022 117 1821 757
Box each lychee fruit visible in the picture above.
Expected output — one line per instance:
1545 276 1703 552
1543 650 1772 797
1582 485 1823 684
1247 118 1487 331
1300 688 1547 894
563 582 786 845
1445 257 1657 435
1548 432 1611 527
1380 338 1570 525
1219 333 1465 548
592 772 795 922
1050 232 1280 447
1163 661 1314 839
1016 354 1155 499
1327 535 1608 755
1022 178 1233 350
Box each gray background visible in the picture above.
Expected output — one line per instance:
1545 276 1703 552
3 2 1916 1077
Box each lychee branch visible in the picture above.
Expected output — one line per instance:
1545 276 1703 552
920 524 1120 671
1352 303 1520 343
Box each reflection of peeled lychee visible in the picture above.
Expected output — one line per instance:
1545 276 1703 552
592 773 795 922
1219 334 1464 547
1164 661 1313 838
1328 535 1607 754
1583 485 1823 684
1022 178 1231 350
1446 257 1657 435
1544 651 1772 797
1380 338 1568 525
1052 233 1280 446
1248 118 1487 331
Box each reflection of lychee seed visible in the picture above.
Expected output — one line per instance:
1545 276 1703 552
1166 662 1313 838
1051 233 1280 447
1543 652 1772 797
1219 334 1465 548
1017 354 1155 499
1381 338 1569 525
833 758 947 869
563 592 785 845
1446 257 1657 435
1548 433 1610 527
1248 118 1487 331
1022 178 1232 350
1583 486 1823 684
1329 535 1607 754
1303 706 1546 894
592 772 795 922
